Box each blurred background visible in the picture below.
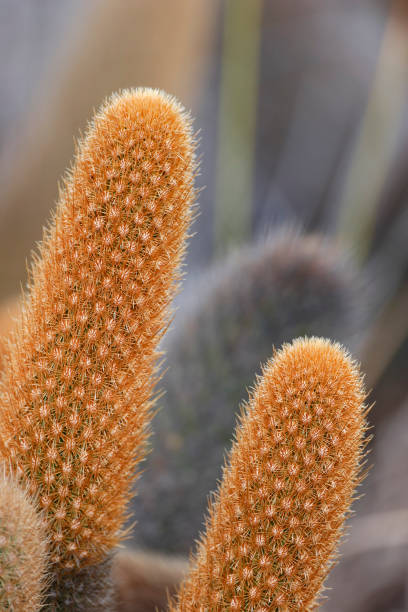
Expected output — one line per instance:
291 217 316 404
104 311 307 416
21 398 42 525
1 1 407 610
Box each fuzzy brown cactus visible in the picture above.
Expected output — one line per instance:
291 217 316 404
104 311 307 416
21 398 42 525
0 86 196 607
169 337 368 610
0 467 48 611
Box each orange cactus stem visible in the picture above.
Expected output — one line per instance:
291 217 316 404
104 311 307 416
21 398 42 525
0 466 48 611
170 337 368 611
0 88 196 571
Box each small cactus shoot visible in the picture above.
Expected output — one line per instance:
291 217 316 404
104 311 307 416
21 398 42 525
170 337 368 611
0 468 48 611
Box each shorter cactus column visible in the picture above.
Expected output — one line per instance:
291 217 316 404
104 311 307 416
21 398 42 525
0 467 48 611
170 337 368 610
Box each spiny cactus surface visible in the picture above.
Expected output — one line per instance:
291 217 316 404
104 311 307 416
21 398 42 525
0 467 48 611
169 337 367 611
0 88 196 573
132 233 363 553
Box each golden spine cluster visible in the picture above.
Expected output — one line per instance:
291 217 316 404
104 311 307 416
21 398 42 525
0 88 196 570
170 337 367 611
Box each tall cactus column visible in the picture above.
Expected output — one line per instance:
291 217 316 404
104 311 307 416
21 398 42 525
0 88 196 607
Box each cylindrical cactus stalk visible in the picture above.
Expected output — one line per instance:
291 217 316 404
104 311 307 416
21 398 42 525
0 88 196 586
170 337 368 611
0 467 48 611
133 232 364 554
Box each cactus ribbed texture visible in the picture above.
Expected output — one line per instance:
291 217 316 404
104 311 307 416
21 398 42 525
0 88 196 576
169 337 367 611
133 233 363 553
0 467 48 611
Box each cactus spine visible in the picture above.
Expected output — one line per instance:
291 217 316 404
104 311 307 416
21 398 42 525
0 87 196 585
0 467 48 611
170 337 367 610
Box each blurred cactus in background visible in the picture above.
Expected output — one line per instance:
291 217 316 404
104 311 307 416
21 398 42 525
132 230 365 554
169 337 367 610
0 467 48 611
0 88 196 608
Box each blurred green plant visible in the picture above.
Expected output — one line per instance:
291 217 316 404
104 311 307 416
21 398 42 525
337 0 408 261
214 0 262 256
